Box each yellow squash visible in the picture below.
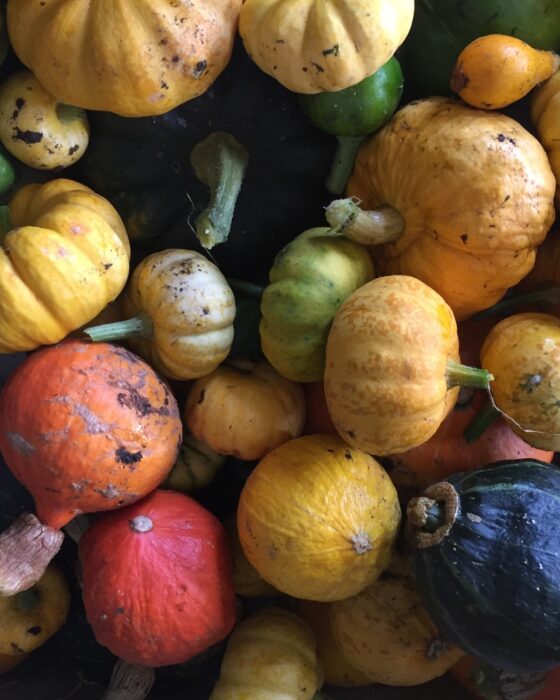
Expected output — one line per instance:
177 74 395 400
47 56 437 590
7 0 242 117
237 434 401 602
210 607 323 700
532 71 560 204
239 0 414 94
0 178 130 352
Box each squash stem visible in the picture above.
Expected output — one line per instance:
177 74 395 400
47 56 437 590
463 400 501 444
0 204 11 242
446 360 493 390
422 502 445 533
227 278 264 299
325 197 405 245
55 103 87 125
326 136 365 195
473 287 560 319
190 131 249 250
84 313 153 343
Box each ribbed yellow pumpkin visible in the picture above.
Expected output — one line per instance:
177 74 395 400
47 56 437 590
0 178 129 352
239 0 414 93
7 0 242 117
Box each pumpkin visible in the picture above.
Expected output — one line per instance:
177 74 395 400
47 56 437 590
532 72 560 205
0 178 130 352
407 459 560 672
184 360 305 461
0 564 70 658
450 34 560 110
210 607 323 699
480 312 560 451
0 340 181 594
259 227 374 382
238 0 414 94
162 433 226 494
6 0 243 118
85 249 236 381
225 518 278 598
324 275 492 456
338 98 556 320
296 601 371 687
329 564 465 685
0 69 89 170
237 434 401 601
79 489 236 667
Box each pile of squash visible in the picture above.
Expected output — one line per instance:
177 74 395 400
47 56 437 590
2 1 560 699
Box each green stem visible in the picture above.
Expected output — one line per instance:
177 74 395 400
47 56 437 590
464 400 501 444
227 278 264 299
473 287 560 319
55 103 87 125
325 136 365 196
84 312 153 343
446 360 493 390
0 204 11 241
14 586 40 613
190 131 249 250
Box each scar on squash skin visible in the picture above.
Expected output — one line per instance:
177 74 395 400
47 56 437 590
5 432 36 455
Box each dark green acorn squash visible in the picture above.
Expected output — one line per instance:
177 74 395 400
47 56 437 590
407 459 560 673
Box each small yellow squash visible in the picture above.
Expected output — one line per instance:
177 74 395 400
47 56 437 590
239 0 414 94
0 178 130 352
237 434 401 602
210 607 323 700
0 70 89 170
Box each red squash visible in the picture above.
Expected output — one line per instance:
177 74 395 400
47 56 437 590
79 489 236 667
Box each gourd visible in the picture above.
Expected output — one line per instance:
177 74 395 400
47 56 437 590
259 227 374 382
331 98 556 320
0 340 182 595
238 0 414 94
0 565 70 666
84 249 236 381
450 35 560 110
0 178 130 352
480 312 560 451
6 0 243 117
225 518 278 598
407 459 560 672
237 434 401 602
532 72 560 205
329 566 465 685
162 434 226 494
79 489 236 667
184 360 305 461
210 607 323 699
0 70 89 170
324 275 493 456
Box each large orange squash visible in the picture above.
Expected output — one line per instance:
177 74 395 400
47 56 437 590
6 0 242 117
339 98 556 320
237 434 401 602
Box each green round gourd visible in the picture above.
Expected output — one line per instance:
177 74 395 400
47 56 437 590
162 434 225 493
260 227 374 383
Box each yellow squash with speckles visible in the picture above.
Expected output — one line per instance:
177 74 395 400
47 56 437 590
0 178 130 352
7 0 242 117
237 433 401 602
239 0 414 94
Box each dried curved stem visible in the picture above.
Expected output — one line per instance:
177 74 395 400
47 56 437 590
407 482 460 550
103 660 155 700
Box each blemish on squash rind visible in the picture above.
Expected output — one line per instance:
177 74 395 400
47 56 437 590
115 447 143 466
12 127 43 144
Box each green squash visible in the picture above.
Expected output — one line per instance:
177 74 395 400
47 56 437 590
403 0 560 97
162 434 226 494
260 228 374 382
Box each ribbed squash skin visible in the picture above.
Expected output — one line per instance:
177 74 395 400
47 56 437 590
409 460 560 672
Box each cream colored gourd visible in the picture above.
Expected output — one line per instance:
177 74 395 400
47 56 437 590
210 607 323 699
239 0 414 94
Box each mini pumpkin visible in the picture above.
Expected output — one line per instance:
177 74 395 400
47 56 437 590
237 434 401 602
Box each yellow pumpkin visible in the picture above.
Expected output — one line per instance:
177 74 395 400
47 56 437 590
184 359 305 461
480 312 560 451
0 178 130 352
0 70 89 170
210 607 323 700
239 0 414 94
532 71 560 204
324 275 492 456
237 434 401 602
296 600 371 688
341 98 556 320
330 566 465 685
225 518 278 598
6 0 242 117
0 565 70 659
85 249 236 381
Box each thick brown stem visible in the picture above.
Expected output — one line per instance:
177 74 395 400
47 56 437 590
103 660 156 700
0 513 64 596
407 482 460 550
